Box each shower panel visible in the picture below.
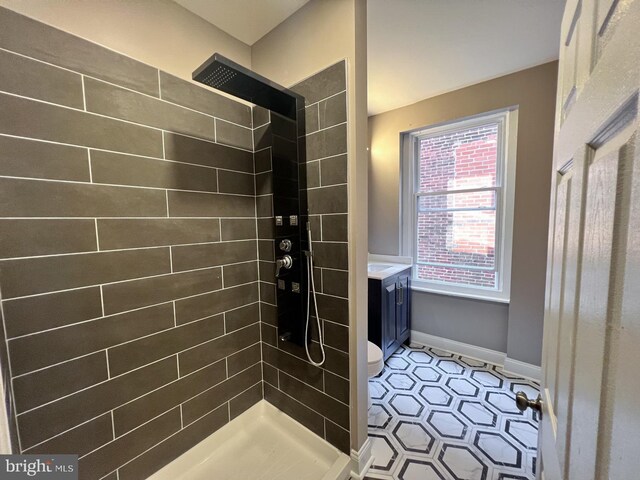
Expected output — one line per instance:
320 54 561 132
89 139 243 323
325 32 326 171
194 54 310 348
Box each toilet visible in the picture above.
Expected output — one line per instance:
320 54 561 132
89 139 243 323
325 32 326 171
367 341 384 408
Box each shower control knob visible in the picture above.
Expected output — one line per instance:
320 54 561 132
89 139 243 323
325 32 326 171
275 255 293 277
279 239 292 252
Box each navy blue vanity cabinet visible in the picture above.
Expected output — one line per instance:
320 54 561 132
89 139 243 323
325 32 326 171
369 267 412 361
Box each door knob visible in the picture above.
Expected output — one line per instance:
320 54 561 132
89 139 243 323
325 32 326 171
515 391 543 415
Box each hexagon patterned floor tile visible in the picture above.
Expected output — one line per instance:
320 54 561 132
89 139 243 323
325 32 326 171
366 343 539 480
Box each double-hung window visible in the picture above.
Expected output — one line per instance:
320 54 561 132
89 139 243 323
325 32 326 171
401 109 518 302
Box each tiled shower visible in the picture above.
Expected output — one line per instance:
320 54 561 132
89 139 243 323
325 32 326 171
0 7 350 479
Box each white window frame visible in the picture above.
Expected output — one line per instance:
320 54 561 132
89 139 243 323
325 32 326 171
400 108 518 303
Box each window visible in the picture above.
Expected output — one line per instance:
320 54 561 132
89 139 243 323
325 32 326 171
401 110 517 302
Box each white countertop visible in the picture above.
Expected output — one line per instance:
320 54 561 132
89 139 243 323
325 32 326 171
368 254 412 280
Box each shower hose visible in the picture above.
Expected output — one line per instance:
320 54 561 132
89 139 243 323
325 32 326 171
305 222 326 367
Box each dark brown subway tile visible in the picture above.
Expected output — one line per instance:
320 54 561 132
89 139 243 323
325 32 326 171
215 119 253 151
254 149 271 173
260 303 277 326
0 247 170 299
324 346 349 379
262 362 278 387
270 113 296 139
17 357 177 449
172 240 256 272
13 352 108 414
322 214 348 242
260 323 277 346
263 383 324 437
262 343 323 391
225 303 260 333
318 91 347 130
182 363 261 425
300 103 319 135
324 370 349 405
9 302 174 376
0 49 83 108
278 372 349 429
304 123 347 161
78 408 181 480
308 184 348 214
291 61 346 106
112 359 227 437
257 240 275 262
258 261 275 282
324 419 350 454
227 343 261 377
117 404 228 480
218 170 255 195
84 77 214 141
323 320 349 353
223 261 258 287
306 160 320 188
175 282 258 325
229 382 262 420
220 218 256 241
24 413 112 458
178 323 260 376
259 282 276 305
256 195 273 217
252 106 270 128
253 124 271 151
108 314 225 376
163 132 253 173
90 150 218 192
0 7 159 96
0 135 89 182
2 287 103 338
97 218 220 250
313 242 348 270
255 171 273 195
322 269 348 298
102 473 118 480
320 154 347 186
167 190 255 217
0 93 162 156
102 267 222 315
0 177 166 218
316 294 349 325
0 219 96 259
159 72 252 127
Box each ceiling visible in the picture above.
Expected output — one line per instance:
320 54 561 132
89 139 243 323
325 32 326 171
175 0 565 116
174 0 310 45
367 0 565 115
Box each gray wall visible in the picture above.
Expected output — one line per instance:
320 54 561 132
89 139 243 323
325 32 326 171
369 63 558 366
0 8 261 478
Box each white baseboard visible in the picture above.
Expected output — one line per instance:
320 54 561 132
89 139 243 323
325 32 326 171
503 357 541 382
350 437 373 480
410 330 540 381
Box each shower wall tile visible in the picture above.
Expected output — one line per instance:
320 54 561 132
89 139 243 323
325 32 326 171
159 72 252 127
0 49 84 109
0 9 263 476
0 7 160 97
0 177 167 218
252 106 270 128
0 135 90 182
90 150 219 192
260 61 351 453
163 132 254 173
85 77 215 141
96 218 220 250
215 118 254 151
0 219 97 259
0 93 163 157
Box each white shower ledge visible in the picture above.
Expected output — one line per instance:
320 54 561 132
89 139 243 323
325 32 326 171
147 400 351 480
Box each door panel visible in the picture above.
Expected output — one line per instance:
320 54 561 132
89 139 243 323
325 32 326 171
383 283 397 356
396 276 410 340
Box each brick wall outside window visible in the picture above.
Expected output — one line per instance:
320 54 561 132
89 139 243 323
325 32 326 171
416 123 499 288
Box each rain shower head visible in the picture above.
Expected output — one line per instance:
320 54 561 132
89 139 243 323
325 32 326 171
193 53 300 120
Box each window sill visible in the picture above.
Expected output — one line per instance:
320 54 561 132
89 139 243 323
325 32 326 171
410 284 510 304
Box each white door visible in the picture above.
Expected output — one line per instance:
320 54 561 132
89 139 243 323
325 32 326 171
537 0 640 479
